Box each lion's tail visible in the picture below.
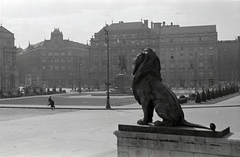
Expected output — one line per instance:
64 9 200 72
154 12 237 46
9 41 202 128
180 119 216 131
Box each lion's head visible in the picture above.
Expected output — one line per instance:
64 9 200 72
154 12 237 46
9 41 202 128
133 48 161 76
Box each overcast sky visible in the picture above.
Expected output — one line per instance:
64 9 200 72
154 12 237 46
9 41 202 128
1 0 240 48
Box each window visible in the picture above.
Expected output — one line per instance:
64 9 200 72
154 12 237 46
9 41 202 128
180 53 184 59
161 54 165 60
209 71 214 77
180 63 184 68
162 63 165 68
199 72 204 77
55 66 59 70
190 62 194 68
61 52 65 56
61 59 65 63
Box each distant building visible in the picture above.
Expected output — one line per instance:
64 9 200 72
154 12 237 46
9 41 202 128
159 23 218 88
0 26 18 93
218 37 240 84
17 28 89 89
88 20 218 89
88 20 154 88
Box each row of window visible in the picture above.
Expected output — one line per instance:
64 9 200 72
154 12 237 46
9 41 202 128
160 52 215 60
160 36 216 43
43 65 81 71
42 51 74 56
92 39 151 46
111 32 149 38
160 46 215 52
162 71 215 77
42 58 75 63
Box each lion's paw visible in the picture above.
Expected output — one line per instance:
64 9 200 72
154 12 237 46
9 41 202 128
154 120 163 126
137 119 148 125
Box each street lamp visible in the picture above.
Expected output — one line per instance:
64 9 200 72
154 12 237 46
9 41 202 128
79 61 82 93
194 51 199 92
104 26 111 109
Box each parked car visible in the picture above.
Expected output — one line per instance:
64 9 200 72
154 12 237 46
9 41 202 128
178 95 188 104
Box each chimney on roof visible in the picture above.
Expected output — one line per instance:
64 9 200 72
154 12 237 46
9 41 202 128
151 22 154 29
144 20 148 27
163 21 165 26
171 22 173 26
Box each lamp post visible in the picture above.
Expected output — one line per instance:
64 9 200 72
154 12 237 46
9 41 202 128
104 26 111 109
79 61 82 93
194 51 198 93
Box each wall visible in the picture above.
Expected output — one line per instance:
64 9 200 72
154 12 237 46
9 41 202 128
114 130 240 157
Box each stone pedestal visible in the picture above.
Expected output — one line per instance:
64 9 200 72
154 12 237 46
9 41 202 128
114 124 240 157
114 74 131 94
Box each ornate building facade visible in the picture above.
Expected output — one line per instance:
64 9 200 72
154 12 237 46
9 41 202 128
17 28 89 89
88 20 154 88
159 23 218 88
0 26 18 93
218 37 240 84
88 20 219 89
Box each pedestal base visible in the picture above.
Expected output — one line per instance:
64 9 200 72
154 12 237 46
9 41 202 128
114 124 240 157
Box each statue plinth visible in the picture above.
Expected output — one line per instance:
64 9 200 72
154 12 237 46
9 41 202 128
113 124 238 157
113 73 132 94
117 124 230 138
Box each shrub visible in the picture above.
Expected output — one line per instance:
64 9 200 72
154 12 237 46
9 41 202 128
189 93 196 100
222 88 226 96
25 88 29 95
206 89 211 100
219 88 222 97
33 88 37 95
201 91 207 102
195 92 201 103
215 89 219 98
236 85 239 92
52 87 56 93
211 89 215 99
17 89 21 96
0 90 3 97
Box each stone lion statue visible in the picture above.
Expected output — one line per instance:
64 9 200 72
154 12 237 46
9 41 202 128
132 48 216 131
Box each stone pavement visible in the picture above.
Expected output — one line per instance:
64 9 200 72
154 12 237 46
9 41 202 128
0 95 239 157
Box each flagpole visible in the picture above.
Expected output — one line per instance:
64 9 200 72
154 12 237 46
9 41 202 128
104 26 111 109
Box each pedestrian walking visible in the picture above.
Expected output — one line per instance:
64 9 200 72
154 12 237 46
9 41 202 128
48 96 55 110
